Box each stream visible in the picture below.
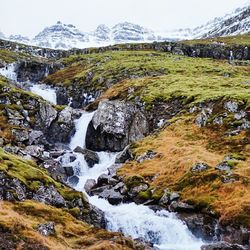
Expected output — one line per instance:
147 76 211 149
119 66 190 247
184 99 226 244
1 63 204 250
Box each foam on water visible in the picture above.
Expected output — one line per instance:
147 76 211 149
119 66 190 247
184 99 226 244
64 111 204 250
0 63 17 81
30 84 57 105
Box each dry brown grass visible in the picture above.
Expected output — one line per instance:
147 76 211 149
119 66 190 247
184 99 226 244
0 201 135 250
118 115 250 226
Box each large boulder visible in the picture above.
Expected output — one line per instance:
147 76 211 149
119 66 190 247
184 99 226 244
86 100 149 152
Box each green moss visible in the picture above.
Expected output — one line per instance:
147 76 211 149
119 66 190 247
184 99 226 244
124 175 145 189
152 188 164 201
137 189 152 200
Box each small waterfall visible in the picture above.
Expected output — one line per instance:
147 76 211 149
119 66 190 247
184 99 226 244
0 63 17 82
30 84 57 105
65 111 204 250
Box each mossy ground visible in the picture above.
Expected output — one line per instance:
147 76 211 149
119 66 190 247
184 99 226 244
182 34 250 46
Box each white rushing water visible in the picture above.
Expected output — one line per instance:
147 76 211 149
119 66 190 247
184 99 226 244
65 112 204 250
30 84 57 105
0 63 17 81
0 63 57 105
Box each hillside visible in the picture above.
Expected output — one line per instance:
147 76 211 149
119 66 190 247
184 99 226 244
0 35 250 249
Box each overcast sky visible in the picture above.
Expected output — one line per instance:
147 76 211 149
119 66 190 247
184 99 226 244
1 0 249 37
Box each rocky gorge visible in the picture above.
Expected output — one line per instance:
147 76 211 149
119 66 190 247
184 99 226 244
0 34 250 249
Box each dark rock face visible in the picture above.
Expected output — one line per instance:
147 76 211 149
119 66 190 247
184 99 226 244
115 145 133 164
16 61 61 82
86 100 149 152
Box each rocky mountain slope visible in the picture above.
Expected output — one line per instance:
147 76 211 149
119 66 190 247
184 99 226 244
1 3 249 50
0 35 249 249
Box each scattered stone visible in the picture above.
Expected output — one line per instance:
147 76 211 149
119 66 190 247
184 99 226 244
191 163 209 172
169 201 195 213
169 192 180 202
224 101 238 113
136 150 157 163
37 222 55 236
215 162 232 172
98 189 123 205
84 179 97 194
12 128 29 142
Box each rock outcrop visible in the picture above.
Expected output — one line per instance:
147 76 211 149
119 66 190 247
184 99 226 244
86 100 149 152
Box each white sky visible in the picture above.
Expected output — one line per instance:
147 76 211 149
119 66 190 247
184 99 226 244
0 0 249 37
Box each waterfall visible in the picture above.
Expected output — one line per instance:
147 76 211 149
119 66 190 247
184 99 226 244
30 84 57 105
66 112 204 250
0 63 57 105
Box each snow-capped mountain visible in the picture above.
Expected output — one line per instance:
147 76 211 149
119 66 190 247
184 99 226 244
111 22 155 42
33 21 89 49
9 34 30 44
199 4 250 38
1 2 249 50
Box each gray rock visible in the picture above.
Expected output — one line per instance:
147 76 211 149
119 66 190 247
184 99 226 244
169 192 180 202
86 100 149 152
12 128 29 142
129 183 149 197
136 150 157 163
84 179 97 194
97 173 110 186
196 108 213 127
224 101 238 113
37 222 55 236
115 145 133 163
169 201 195 213
28 130 44 145
98 189 123 205
38 102 57 128
33 185 65 207
191 163 209 172
74 146 99 167
215 162 232 172
159 191 170 206
22 145 44 158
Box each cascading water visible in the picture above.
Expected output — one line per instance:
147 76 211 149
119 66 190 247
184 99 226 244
0 63 17 81
0 63 57 105
30 84 57 105
1 63 204 249
64 112 204 250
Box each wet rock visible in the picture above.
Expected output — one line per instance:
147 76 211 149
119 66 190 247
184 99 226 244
201 242 247 250
179 213 218 241
159 191 170 206
136 150 157 163
191 163 209 172
37 222 55 236
84 179 97 194
87 204 106 228
86 100 149 152
68 176 79 186
98 189 123 205
169 201 195 213
115 145 133 163
74 146 99 167
33 185 65 207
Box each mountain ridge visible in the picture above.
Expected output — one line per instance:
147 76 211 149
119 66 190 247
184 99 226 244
1 3 249 50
